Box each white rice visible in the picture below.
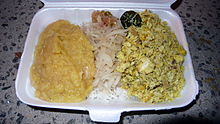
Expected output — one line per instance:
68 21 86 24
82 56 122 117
81 13 128 102
88 87 129 102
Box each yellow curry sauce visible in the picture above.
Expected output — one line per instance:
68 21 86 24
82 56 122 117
30 20 96 103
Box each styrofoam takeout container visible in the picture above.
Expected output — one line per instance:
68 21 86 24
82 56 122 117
15 0 199 122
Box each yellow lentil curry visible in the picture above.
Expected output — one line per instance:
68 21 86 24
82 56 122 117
30 20 96 103
116 10 186 103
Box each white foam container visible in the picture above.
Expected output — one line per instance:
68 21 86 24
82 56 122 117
15 0 199 122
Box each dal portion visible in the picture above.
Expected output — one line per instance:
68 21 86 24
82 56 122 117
30 20 96 103
116 10 186 103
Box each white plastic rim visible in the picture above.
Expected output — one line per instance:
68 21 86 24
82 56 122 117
15 2 199 123
40 0 176 8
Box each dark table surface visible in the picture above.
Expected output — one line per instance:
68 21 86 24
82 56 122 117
0 0 220 123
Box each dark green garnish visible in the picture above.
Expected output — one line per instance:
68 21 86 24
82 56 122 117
120 11 142 29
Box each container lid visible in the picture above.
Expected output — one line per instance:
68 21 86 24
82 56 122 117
41 0 176 8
